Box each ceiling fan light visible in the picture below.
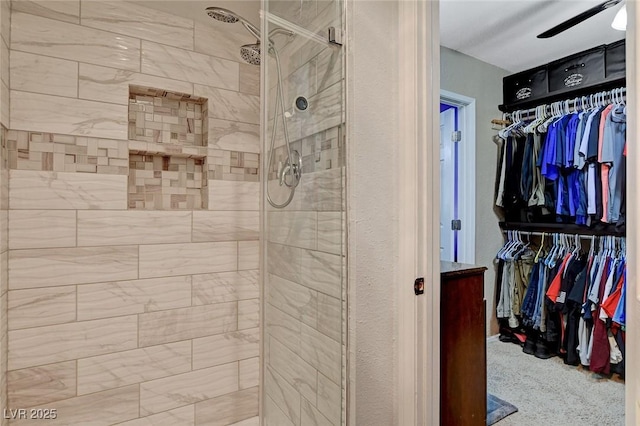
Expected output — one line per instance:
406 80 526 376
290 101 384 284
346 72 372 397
612 4 627 31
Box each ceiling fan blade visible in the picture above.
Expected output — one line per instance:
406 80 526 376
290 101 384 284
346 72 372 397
537 0 623 38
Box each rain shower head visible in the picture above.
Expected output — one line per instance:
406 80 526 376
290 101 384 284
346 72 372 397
205 7 239 23
240 43 261 66
205 6 261 39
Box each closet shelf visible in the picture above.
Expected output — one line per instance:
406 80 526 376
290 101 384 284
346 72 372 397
499 221 625 238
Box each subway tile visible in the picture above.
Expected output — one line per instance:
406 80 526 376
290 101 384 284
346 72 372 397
142 41 238 90
239 357 259 390
1 38 9 85
192 270 259 305
208 180 259 211
8 315 138 370
7 361 76 409
316 47 342 95
11 12 140 71
8 286 76 330
10 51 78 98
317 293 342 342
138 302 237 347
268 211 317 250
81 1 194 50
77 341 192 395
317 372 341 425
77 211 192 246
239 63 260 96
267 242 301 284
229 417 260 426
1 80 7 127
301 398 334 426
265 366 300 424
140 362 238 415
317 212 342 254
192 328 259 370
193 20 252 63
238 299 259 330
9 210 76 250
265 304 301 355
0 0 8 43
78 64 194 105
208 119 259 154
268 336 317 402
9 170 127 210
9 245 138 289
11 91 128 139
192 211 258 242
116 405 195 426
77 276 192 321
0 251 7 295
12 385 139 426
238 241 259 271
11 0 80 24
194 84 259 125
268 273 317 328
299 249 341 298
0 209 6 252
302 83 342 139
194 386 258 425
264 395 295 426
139 242 237 278
300 322 341 385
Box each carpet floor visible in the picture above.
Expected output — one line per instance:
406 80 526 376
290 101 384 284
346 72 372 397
487 338 625 425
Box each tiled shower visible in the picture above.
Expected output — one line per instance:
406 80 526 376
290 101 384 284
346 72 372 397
0 0 345 425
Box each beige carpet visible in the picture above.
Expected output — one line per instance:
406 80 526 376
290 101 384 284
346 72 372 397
487 337 625 425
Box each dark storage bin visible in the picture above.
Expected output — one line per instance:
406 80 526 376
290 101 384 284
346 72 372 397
503 66 548 105
606 40 626 79
548 46 605 92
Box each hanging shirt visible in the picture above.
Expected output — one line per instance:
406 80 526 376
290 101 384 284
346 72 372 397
597 105 614 222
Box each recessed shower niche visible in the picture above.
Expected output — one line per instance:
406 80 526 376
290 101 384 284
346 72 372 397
127 86 209 210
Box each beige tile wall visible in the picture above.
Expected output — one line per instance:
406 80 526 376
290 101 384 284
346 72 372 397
263 1 346 425
0 1 9 421
4 1 260 425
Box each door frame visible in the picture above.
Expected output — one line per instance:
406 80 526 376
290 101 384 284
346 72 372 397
397 0 440 425
399 2 639 426
440 90 476 264
625 3 638 424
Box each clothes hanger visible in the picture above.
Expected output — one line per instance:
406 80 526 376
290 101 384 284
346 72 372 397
535 232 546 263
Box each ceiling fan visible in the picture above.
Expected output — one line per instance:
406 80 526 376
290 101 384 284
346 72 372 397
537 0 626 38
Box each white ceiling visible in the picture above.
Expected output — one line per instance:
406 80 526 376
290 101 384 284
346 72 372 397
139 0 626 74
440 0 626 73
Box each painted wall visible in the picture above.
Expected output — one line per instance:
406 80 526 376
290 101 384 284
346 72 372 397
4 1 260 424
347 1 400 424
440 46 510 335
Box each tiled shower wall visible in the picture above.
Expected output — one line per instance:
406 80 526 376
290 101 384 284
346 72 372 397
4 1 260 424
263 2 345 425
0 0 9 424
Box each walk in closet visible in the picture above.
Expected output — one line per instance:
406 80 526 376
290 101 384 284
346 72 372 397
440 2 631 420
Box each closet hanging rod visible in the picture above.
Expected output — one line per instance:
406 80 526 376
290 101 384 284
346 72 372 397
503 86 626 120
500 229 625 240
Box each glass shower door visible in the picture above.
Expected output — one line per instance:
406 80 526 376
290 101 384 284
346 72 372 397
260 1 345 425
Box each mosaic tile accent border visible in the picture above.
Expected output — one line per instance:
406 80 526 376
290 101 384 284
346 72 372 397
6 130 129 175
128 153 206 210
207 150 259 182
128 86 208 147
268 126 343 180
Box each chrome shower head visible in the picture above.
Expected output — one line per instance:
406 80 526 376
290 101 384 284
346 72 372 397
205 7 239 23
205 6 261 40
240 43 261 66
